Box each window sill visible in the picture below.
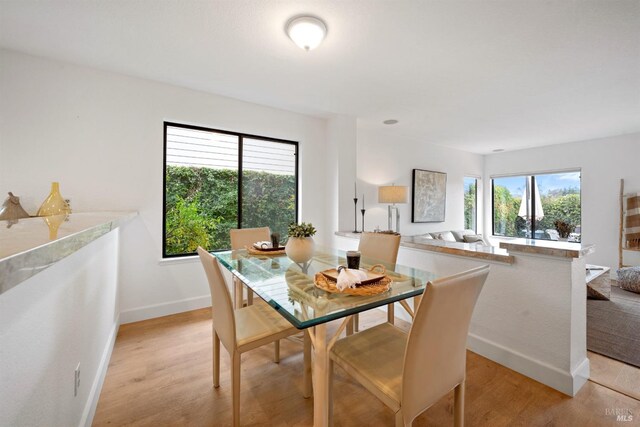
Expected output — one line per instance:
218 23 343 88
158 255 199 266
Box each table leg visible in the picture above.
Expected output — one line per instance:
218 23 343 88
309 317 351 427
312 323 330 427
233 278 243 309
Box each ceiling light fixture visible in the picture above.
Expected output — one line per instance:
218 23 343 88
493 149 505 152
383 119 399 125
286 16 327 51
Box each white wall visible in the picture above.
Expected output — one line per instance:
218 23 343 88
356 124 484 235
0 49 330 322
0 231 120 427
484 133 640 271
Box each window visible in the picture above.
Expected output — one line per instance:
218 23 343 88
492 171 581 241
464 177 477 232
163 122 298 257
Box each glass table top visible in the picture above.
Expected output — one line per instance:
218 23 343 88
214 246 438 329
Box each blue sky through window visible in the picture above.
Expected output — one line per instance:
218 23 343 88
496 172 580 197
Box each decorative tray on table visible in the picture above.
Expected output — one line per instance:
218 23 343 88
246 244 286 255
314 264 392 296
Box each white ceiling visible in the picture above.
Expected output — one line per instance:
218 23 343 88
1 0 639 154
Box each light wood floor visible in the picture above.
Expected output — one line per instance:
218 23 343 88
93 309 640 426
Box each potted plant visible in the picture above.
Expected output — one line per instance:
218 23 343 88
554 220 574 240
285 222 317 263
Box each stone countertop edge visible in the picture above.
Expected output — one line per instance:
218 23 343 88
334 231 515 264
498 239 595 259
0 211 137 295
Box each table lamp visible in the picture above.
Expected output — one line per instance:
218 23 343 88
378 185 408 233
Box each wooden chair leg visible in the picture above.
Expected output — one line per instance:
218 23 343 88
387 303 395 324
346 317 354 336
213 329 220 388
233 279 243 309
454 380 465 427
274 340 280 363
395 410 407 427
232 352 241 427
303 331 312 398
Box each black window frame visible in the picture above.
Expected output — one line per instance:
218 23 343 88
463 177 478 233
162 121 299 258
491 171 581 240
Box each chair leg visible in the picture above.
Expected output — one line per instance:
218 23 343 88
387 303 395 324
213 330 220 388
395 410 408 427
232 351 241 427
454 380 465 427
303 330 312 398
274 340 280 363
233 278 243 309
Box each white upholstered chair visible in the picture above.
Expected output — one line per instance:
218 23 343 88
197 247 311 427
330 265 490 426
353 232 401 331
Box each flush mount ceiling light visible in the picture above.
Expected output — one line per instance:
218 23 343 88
286 16 327 51
383 119 399 125
493 149 505 152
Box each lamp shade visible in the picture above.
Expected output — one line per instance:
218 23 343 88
378 186 408 204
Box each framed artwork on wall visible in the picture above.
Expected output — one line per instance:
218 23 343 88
412 169 447 222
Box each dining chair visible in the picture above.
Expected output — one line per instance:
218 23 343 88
353 232 401 331
230 227 271 307
197 247 311 427
329 264 490 427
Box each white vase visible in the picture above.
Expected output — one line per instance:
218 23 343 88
285 237 315 263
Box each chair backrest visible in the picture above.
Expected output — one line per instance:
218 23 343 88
229 227 271 250
358 232 401 266
400 265 490 424
197 247 237 351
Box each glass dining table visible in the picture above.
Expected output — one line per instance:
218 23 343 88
214 245 437 427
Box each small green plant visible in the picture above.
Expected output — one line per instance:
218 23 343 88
288 222 316 238
554 219 574 239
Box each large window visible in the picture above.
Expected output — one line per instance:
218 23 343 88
492 171 581 241
464 177 477 232
163 122 298 257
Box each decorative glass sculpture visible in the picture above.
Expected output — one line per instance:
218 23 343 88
37 182 71 217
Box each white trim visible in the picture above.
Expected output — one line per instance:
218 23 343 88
79 315 120 427
120 295 211 324
467 332 588 396
490 167 581 179
158 255 199 265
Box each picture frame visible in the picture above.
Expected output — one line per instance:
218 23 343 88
412 169 447 222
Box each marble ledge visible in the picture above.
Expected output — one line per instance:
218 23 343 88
0 211 137 295
498 238 594 259
335 231 515 264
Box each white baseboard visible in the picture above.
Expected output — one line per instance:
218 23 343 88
79 315 120 427
119 295 211 324
467 332 588 396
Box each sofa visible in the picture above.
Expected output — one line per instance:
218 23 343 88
414 229 492 246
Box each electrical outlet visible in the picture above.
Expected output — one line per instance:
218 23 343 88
74 364 80 397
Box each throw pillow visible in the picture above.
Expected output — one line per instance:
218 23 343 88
617 267 640 294
434 231 456 242
463 234 484 243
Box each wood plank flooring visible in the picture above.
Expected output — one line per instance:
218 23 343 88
93 309 640 426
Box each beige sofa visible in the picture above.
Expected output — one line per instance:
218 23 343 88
414 229 492 246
